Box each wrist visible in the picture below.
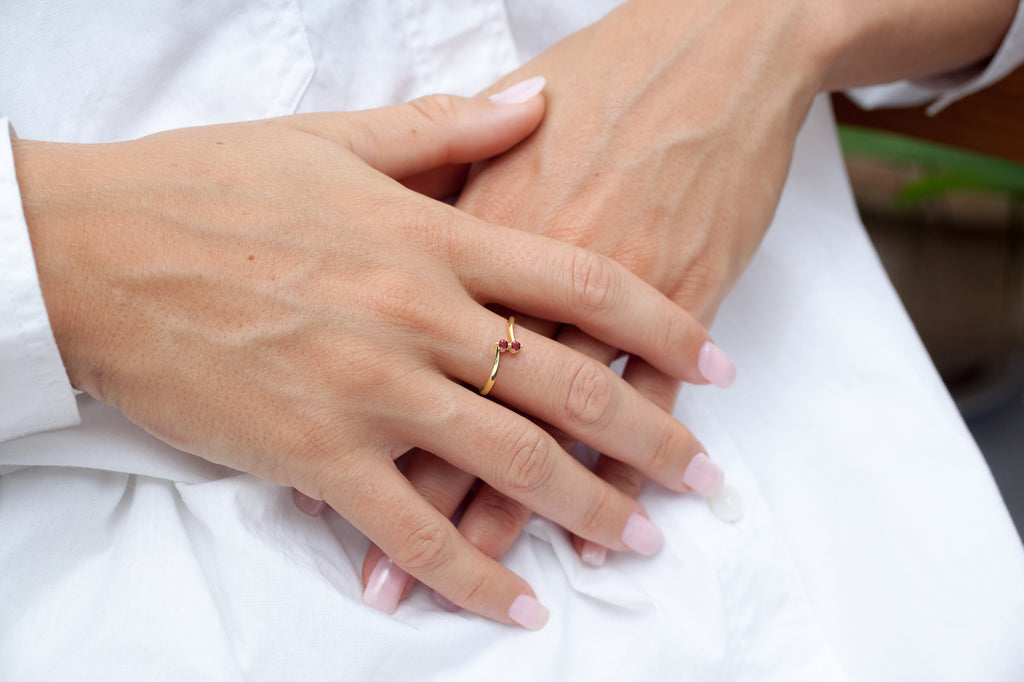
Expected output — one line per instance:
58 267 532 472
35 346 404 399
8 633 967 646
615 0 840 107
819 0 1019 91
12 139 98 391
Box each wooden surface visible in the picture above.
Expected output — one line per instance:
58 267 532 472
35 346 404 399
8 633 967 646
832 67 1024 164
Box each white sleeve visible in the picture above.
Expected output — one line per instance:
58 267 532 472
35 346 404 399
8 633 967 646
848 0 1024 113
0 118 80 443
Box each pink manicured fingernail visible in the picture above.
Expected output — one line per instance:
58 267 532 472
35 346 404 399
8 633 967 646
581 541 608 567
698 341 736 388
432 590 461 613
292 489 327 516
621 513 664 556
683 452 724 497
508 594 549 630
362 556 410 615
489 76 547 104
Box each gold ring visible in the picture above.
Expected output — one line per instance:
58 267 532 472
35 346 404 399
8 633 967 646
480 317 522 396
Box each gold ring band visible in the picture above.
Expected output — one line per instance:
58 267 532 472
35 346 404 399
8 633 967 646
480 316 522 396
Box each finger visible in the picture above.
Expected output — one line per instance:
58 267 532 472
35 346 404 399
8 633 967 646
571 361 687 566
292 489 328 516
458 226 730 386
568 359 726 565
409 380 664 557
434 314 705 495
360 450 477 602
571 455 649 567
295 457 470 520
400 164 470 200
565 354 679 567
547 327 643 567
624 356 724 495
457 482 533 562
362 466 534 613
318 455 550 629
550 327 722 564
288 77 546 179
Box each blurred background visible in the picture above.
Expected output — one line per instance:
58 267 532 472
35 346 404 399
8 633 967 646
833 72 1024 541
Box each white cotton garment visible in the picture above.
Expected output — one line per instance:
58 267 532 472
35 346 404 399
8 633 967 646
0 121 79 442
1 2 1023 680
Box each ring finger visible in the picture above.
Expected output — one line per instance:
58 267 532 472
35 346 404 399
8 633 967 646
433 312 705 494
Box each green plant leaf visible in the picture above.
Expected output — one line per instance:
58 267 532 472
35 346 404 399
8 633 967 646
839 125 1024 205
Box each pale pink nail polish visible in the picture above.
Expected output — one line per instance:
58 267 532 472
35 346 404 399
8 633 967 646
362 556 411 615
489 76 546 104
683 452 724 497
581 541 608 567
508 594 550 630
621 513 664 556
432 590 461 613
292 489 327 516
698 341 736 388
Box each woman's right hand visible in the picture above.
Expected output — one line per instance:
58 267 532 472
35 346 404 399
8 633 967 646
16 83 714 628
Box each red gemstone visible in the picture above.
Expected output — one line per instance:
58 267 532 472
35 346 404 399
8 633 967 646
497 339 509 351
510 341 521 352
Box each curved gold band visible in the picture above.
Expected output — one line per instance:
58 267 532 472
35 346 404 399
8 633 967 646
479 316 521 396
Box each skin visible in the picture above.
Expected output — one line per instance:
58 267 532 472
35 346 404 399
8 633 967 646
16 91 724 626
361 0 1020 611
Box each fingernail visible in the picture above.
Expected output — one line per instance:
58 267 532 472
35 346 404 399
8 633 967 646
621 513 664 556
362 556 410 615
489 76 547 104
508 594 550 630
683 452 725 497
292 489 327 516
698 341 736 388
580 541 608 568
432 590 461 613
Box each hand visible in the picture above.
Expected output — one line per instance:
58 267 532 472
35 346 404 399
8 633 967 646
359 0 834 595
18 81 720 628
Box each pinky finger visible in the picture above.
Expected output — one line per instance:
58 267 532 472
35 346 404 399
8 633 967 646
361 450 478 613
323 456 550 629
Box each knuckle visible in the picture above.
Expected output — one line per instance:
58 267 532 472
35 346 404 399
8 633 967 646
568 250 618 314
500 429 554 495
392 519 455 574
451 567 492 608
573 483 612 541
408 93 461 129
646 420 686 474
562 361 615 430
652 307 687 359
414 208 465 264
281 419 363 495
366 271 436 332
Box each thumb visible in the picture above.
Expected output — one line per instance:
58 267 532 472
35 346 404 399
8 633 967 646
296 76 546 180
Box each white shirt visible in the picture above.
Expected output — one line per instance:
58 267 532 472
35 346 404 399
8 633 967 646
1 2 1023 680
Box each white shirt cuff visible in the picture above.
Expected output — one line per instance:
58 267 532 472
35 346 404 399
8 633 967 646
0 118 80 443
848 0 1024 113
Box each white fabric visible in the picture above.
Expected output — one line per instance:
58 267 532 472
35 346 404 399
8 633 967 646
1 2 1023 680
0 121 79 442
